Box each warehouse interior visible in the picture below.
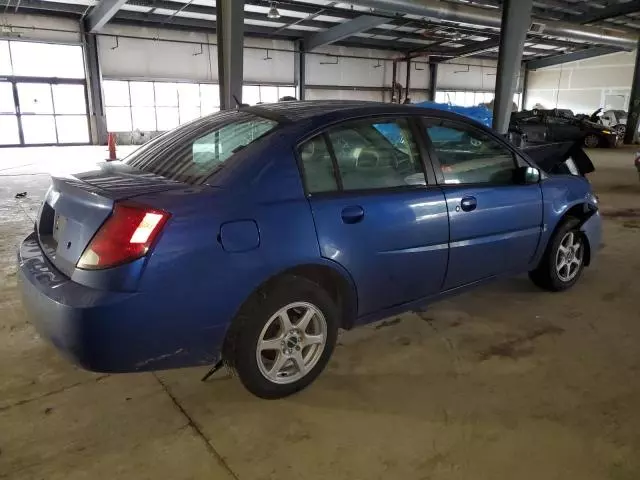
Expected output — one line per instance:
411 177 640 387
2 0 640 479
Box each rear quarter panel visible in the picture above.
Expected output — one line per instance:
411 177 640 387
129 141 330 365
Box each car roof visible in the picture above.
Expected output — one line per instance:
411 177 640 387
241 100 448 123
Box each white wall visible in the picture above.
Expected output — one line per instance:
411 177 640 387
99 25 294 84
526 51 635 114
0 13 80 43
438 58 501 91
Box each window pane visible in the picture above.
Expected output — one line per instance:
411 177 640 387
0 115 20 144
200 84 219 113
10 42 84 78
178 84 200 107
156 106 179 131
0 82 15 113
56 115 89 143
278 86 296 100
435 91 446 103
132 106 156 130
299 136 338 193
154 82 178 107
130 82 155 106
179 106 200 124
52 84 86 114
0 41 11 75
260 86 278 104
105 106 132 132
103 80 130 107
125 112 277 185
426 124 515 184
22 115 57 144
243 85 260 105
328 119 425 191
464 92 475 107
17 83 53 114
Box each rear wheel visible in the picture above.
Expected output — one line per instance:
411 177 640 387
223 275 338 399
584 134 600 148
529 217 586 292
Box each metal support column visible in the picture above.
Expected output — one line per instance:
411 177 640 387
405 58 411 103
492 0 533 133
428 63 438 102
216 0 244 109
295 40 306 101
82 25 108 145
624 40 640 144
391 60 398 103
521 67 529 111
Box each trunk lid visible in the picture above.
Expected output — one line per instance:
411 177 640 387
37 162 184 277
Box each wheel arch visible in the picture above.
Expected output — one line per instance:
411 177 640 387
232 261 359 332
549 202 595 266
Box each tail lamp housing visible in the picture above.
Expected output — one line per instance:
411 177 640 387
77 202 170 270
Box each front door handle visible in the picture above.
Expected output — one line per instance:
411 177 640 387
341 205 365 224
460 196 477 212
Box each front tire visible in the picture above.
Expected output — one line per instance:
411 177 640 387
223 275 338 399
529 217 586 292
584 134 600 148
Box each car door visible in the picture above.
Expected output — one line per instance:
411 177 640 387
298 117 449 316
519 116 548 143
547 117 583 142
422 118 543 290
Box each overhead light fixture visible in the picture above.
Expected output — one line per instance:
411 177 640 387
267 2 280 19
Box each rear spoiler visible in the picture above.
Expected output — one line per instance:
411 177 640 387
522 140 595 176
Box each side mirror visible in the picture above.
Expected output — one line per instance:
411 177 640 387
514 165 541 184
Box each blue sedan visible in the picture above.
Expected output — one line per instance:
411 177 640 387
18 101 601 398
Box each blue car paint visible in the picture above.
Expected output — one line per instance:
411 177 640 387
18 103 602 372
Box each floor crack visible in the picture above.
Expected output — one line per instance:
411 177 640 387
152 373 240 480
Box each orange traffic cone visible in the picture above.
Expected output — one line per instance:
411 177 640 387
107 132 117 161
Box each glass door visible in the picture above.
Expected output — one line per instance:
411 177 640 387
15 81 90 145
0 81 20 145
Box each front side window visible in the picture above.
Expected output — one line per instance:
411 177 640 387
328 119 425 191
125 111 277 185
426 123 515 185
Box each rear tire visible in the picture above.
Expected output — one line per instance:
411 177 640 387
529 217 586 292
223 275 338 399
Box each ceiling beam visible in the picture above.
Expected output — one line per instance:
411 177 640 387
86 0 128 32
575 0 640 24
526 46 618 69
444 38 501 58
305 15 390 50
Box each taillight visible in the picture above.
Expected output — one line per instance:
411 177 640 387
77 202 170 270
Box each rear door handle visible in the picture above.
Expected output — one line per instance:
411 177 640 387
460 196 477 212
341 205 365 224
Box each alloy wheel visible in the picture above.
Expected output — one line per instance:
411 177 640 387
555 231 584 282
256 302 327 384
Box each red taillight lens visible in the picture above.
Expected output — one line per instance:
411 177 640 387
77 202 170 270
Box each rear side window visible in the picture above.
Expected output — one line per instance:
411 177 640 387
125 111 277 185
298 118 425 194
426 123 516 185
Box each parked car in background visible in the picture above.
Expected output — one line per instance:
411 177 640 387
511 109 621 148
19 102 602 399
595 108 628 136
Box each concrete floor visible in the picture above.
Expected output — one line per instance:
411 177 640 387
1 145 639 480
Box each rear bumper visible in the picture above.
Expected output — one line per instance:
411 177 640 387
18 232 224 372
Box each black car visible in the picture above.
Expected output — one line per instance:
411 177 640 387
510 109 620 148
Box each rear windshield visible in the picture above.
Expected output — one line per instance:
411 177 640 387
124 111 277 185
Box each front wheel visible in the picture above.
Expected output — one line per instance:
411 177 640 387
584 134 600 148
223 276 338 399
529 217 586 292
